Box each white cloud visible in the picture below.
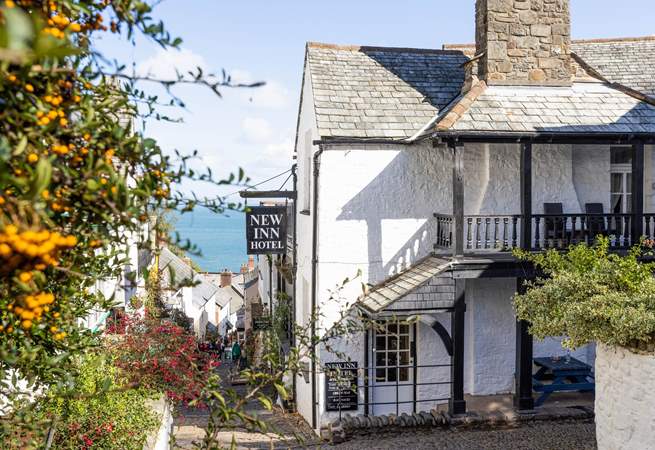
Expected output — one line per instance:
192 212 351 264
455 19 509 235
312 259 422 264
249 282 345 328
240 117 275 144
136 48 208 81
263 135 294 160
231 69 291 109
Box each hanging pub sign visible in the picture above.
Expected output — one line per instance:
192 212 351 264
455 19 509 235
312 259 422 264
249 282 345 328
325 361 359 412
246 206 287 255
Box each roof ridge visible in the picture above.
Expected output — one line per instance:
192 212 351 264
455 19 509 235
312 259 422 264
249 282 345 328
307 41 467 55
435 81 488 132
443 35 655 50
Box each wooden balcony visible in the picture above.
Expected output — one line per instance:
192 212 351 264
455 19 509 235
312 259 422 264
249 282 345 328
434 212 655 254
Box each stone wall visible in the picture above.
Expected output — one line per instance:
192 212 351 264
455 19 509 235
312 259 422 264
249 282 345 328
475 0 572 84
595 343 655 450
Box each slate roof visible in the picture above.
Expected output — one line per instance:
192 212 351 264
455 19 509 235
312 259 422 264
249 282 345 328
436 81 655 134
572 38 655 96
305 37 655 140
306 43 468 139
158 248 217 307
358 256 453 313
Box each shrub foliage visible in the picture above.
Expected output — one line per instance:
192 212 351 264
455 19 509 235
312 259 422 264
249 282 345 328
514 237 655 352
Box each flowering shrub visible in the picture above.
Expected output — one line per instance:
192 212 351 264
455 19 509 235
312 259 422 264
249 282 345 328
107 315 219 405
514 237 655 352
35 352 159 450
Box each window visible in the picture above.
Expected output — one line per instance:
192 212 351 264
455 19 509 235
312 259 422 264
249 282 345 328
610 146 632 165
374 320 411 383
610 146 633 214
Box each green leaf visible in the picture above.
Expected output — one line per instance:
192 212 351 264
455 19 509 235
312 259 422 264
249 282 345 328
28 158 52 199
13 135 27 156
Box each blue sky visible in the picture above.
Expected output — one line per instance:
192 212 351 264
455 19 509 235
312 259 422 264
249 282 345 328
98 0 655 199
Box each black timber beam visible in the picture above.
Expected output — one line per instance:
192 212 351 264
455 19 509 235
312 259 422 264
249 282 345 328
632 141 645 241
514 278 535 411
449 279 466 415
239 190 297 199
451 143 465 257
436 132 655 145
520 143 533 250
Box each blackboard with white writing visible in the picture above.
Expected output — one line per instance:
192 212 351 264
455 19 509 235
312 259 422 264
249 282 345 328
325 361 359 412
246 206 287 255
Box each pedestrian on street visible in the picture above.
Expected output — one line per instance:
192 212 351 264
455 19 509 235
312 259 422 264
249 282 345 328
231 341 241 368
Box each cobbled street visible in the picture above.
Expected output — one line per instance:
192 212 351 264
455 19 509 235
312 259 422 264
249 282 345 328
329 421 596 450
172 359 596 450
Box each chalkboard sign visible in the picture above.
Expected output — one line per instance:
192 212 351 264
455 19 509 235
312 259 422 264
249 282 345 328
246 206 287 255
253 316 271 331
325 361 358 412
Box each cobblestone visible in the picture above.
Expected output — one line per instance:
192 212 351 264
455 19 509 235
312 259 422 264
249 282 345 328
328 420 596 450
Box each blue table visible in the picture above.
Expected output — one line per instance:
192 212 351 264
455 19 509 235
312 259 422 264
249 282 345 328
533 356 595 407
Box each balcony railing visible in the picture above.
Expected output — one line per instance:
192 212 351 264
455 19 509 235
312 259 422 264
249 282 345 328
434 212 655 254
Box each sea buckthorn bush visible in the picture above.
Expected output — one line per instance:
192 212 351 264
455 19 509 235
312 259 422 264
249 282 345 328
0 0 249 446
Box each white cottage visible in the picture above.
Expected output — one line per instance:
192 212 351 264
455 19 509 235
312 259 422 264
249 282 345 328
158 247 218 339
292 0 655 430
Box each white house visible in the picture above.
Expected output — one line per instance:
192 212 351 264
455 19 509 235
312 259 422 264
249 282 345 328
158 247 218 339
211 270 246 338
293 0 655 430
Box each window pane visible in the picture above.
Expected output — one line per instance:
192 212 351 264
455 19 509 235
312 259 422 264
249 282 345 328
388 323 397 334
611 194 622 214
399 351 410 366
388 336 398 350
387 368 397 382
611 147 632 164
387 352 397 367
399 367 409 382
626 174 632 194
376 336 385 350
376 352 386 367
399 336 409 351
399 324 409 335
376 369 386 382
611 174 623 193
626 195 632 213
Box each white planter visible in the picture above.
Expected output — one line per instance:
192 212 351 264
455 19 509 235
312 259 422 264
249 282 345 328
595 343 655 450
144 397 173 450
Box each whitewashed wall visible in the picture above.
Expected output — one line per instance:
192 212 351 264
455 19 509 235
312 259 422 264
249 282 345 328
294 58 320 425
595 343 655 450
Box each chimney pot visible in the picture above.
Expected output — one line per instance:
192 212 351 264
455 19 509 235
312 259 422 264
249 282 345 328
220 269 232 287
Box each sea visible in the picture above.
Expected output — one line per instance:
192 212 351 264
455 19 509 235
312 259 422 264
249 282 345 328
172 208 247 273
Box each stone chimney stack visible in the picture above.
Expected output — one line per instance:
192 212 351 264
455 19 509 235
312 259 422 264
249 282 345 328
475 0 572 85
220 269 232 287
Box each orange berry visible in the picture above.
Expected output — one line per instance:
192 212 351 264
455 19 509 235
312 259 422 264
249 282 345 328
22 320 33 329
24 84 34 93
27 153 39 163
59 118 68 126
18 272 32 283
41 190 50 200
7 74 16 82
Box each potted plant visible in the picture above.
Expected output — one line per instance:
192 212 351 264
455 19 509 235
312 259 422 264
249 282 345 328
514 237 655 450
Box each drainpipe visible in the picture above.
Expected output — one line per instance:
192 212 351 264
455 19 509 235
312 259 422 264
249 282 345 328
291 163 298 410
310 144 325 430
